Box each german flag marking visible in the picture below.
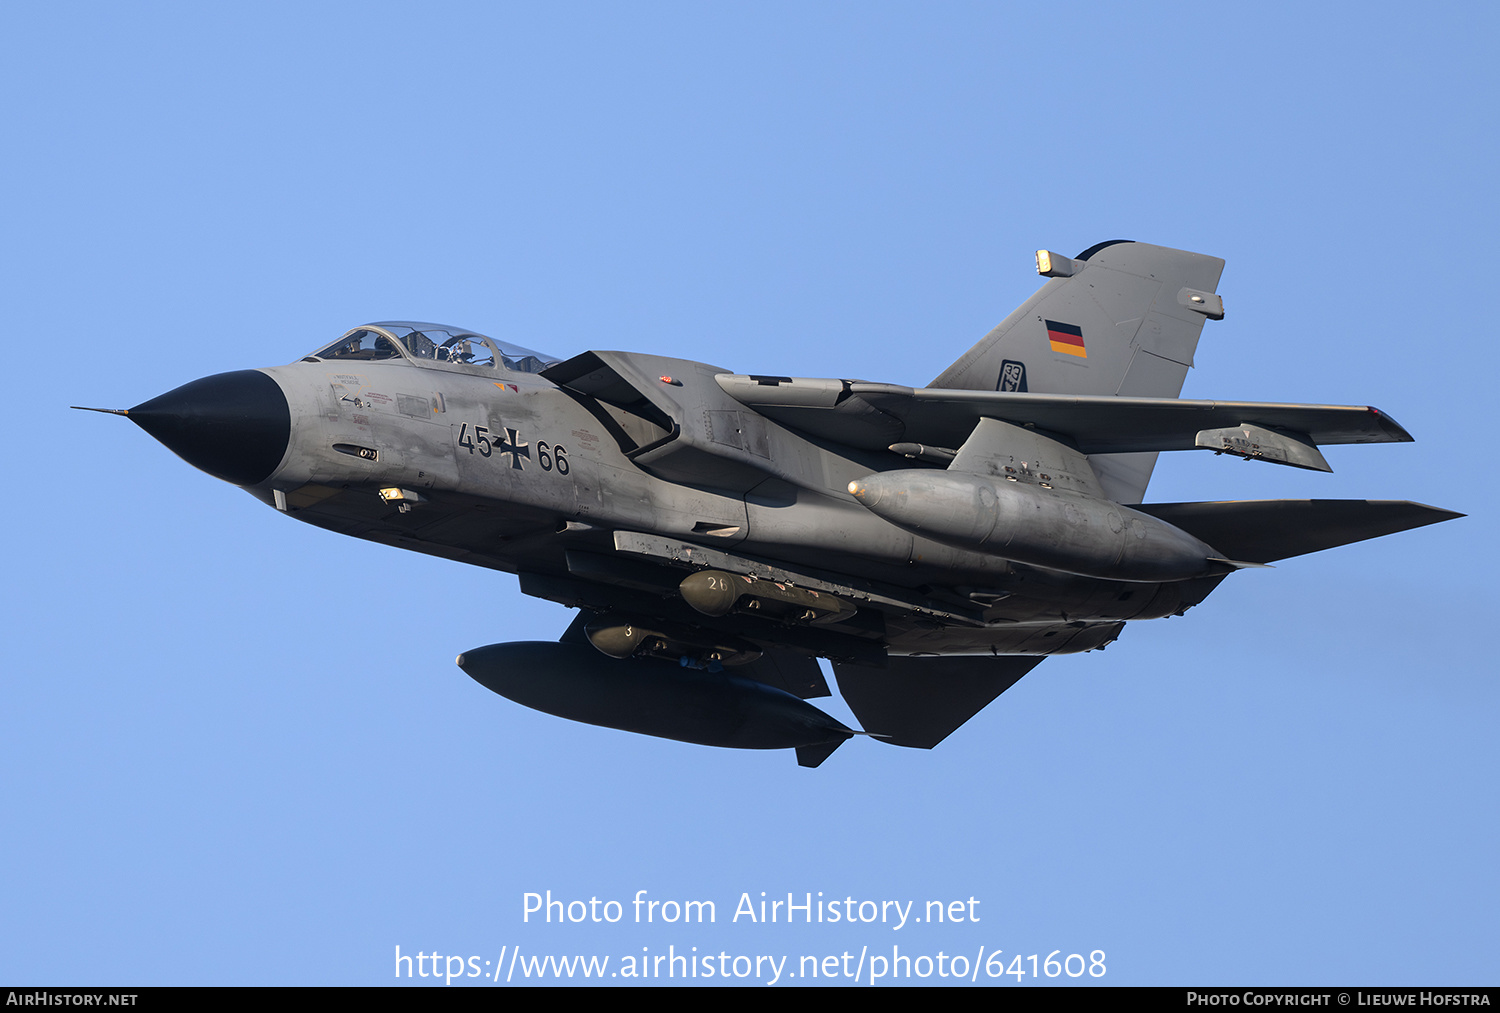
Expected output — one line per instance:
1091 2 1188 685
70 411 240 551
1045 319 1086 358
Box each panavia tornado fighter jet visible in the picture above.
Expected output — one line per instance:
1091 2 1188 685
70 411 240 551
82 241 1460 766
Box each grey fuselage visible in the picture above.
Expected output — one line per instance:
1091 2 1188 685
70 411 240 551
240 343 1209 660
104 243 1461 761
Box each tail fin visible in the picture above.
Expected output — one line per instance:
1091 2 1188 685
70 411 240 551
931 240 1226 502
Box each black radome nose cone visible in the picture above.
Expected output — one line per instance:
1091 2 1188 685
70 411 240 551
130 370 291 487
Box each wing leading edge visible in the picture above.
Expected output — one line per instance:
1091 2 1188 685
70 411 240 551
715 376 1413 455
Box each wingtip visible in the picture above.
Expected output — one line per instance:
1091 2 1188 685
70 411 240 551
1367 406 1415 443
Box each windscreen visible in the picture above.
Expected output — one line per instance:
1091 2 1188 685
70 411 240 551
310 322 559 374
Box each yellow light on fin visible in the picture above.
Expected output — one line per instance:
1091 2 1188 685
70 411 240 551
1035 250 1076 278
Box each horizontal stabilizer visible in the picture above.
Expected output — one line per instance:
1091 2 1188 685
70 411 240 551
831 655 1045 749
796 739 845 768
1135 500 1463 564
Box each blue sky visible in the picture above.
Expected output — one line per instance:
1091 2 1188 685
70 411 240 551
3 2 1495 986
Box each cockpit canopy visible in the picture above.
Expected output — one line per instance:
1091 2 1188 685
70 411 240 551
308 321 559 374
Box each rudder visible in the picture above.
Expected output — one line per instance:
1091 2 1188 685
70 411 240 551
931 240 1226 502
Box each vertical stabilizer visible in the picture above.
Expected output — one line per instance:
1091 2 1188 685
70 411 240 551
931 240 1225 502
